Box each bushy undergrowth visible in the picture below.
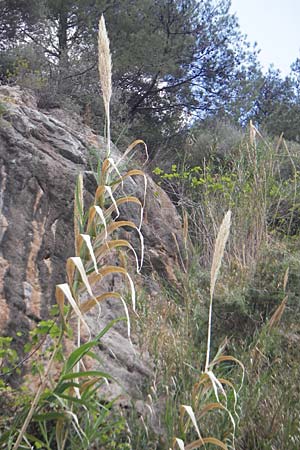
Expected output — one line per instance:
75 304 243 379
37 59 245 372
155 126 300 265
137 125 300 449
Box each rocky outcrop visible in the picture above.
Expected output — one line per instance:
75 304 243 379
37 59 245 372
0 86 184 400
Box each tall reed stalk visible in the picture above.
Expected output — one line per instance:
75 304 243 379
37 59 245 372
173 210 244 450
11 15 147 450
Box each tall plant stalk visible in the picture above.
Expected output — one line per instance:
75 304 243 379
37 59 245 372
11 15 147 449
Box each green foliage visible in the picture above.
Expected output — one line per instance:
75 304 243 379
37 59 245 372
1 7 300 449
0 325 128 450
154 125 300 277
251 68 300 142
154 163 238 198
4 54 47 90
236 321 300 449
0 0 263 156
0 337 19 383
139 125 300 449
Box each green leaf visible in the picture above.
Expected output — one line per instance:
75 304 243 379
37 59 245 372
63 319 123 374
64 340 97 374
94 317 125 341
53 381 80 395
55 393 98 408
61 370 113 381
33 412 67 422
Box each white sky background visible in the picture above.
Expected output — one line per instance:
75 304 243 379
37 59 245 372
230 0 300 77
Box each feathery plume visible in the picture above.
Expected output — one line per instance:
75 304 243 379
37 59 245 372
210 210 231 301
98 15 112 156
206 210 231 371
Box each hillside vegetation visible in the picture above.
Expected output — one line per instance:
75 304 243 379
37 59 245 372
146 125 300 449
1 1 300 449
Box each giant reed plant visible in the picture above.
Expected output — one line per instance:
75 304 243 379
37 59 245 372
1 15 246 450
172 211 244 450
5 15 147 450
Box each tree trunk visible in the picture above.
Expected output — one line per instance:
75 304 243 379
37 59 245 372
57 4 69 91
58 7 68 65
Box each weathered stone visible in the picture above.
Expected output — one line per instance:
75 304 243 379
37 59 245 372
0 85 184 401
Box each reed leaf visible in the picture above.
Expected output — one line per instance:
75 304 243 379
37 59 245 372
268 295 288 331
56 283 90 337
94 239 140 272
116 139 149 166
198 402 226 419
104 196 143 229
174 438 185 450
80 292 121 314
74 173 84 256
94 184 106 205
86 265 136 311
185 437 228 450
79 234 99 274
93 220 144 267
112 169 147 209
93 205 108 238
180 405 201 438
105 185 120 217
67 256 94 298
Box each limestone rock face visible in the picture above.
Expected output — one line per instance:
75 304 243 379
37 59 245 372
0 86 184 400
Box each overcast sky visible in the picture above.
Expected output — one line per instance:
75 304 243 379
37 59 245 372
230 0 300 77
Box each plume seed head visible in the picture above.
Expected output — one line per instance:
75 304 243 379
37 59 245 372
98 15 112 118
210 210 232 301
205 210 232 372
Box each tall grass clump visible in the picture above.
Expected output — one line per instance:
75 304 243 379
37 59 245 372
1 15 147 450
132 211 244 449
1 12 300 450
171 211 244 450
154 123 300 271
141 123 300 449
